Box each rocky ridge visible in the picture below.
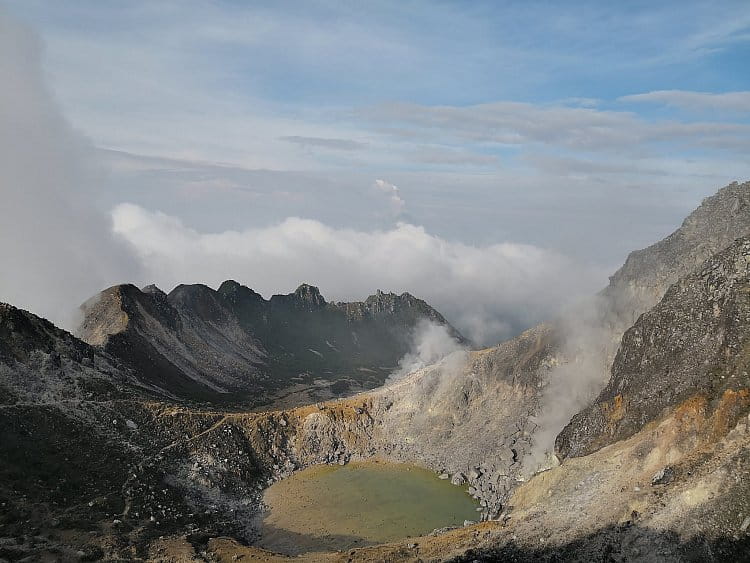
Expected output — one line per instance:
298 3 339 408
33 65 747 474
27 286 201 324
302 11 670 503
0 302 152 404
600 180 750 364
78 281 463 406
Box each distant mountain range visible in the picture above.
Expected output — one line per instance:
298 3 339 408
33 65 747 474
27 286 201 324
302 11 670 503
76 281 464 407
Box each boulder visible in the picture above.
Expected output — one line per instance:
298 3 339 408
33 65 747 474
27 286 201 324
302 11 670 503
651 466 675 486
450 472 466 486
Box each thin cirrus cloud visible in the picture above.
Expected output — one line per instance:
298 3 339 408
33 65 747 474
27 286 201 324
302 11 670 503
619 90 750 113
5 1 749 168
358 100 750 155
279 136 368 151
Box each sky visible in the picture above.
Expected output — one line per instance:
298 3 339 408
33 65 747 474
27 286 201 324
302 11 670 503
1 1 749 344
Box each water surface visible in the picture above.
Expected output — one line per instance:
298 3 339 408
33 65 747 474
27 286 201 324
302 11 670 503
256 460 479 555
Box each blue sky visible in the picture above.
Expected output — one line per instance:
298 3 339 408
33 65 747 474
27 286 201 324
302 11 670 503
2 1 750 338
4 1 749 246
9 1 750 106
10 1 750 104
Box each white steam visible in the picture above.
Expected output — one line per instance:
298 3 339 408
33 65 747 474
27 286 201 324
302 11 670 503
0 12 139 328
523 296 613 474
387 320 466 383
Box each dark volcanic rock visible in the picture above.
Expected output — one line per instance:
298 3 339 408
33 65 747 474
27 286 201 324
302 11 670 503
269 283 327 310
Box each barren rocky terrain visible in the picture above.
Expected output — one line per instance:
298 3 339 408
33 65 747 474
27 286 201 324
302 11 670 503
0 181 749 562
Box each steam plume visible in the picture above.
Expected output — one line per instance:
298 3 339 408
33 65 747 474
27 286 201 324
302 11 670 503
387 320 466 383
0 12 139 328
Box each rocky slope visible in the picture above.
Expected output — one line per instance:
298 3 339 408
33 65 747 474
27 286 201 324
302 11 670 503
78 281 462 406
599 180 750 364
557 236 750 459
0 302 153 404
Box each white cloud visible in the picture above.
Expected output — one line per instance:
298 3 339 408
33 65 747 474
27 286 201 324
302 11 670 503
112 203 605 345
373 179 406 217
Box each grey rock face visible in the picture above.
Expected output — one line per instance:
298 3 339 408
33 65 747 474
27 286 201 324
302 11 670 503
77 283 267 396
651 466 675 486
557 237 750 458
600 180 750 365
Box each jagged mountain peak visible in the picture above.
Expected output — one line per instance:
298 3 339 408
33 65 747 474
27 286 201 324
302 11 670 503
365 289 420 306
593 180 750 368
682 179 749 227
217 279 264 304
167 282 233 322
293 283 326 306
605 180 750 310
167 282 217 300
267 283 327 309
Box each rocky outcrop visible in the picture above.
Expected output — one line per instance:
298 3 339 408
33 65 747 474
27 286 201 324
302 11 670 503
599 180 750 364
511 181 750 473
556 237 750 458
78 281 463 404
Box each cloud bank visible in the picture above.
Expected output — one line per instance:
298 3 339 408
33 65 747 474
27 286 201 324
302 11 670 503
112 203 604 345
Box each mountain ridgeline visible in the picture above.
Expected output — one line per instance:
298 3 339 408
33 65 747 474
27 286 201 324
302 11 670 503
77 281 464 406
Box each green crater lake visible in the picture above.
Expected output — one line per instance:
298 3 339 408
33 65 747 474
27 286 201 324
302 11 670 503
256 460 480 555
